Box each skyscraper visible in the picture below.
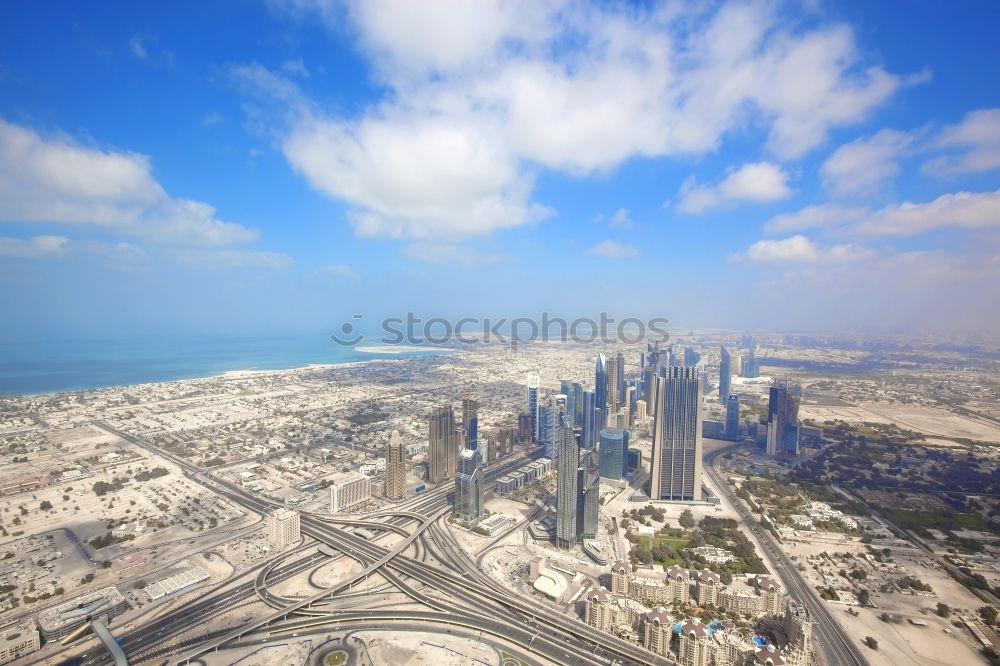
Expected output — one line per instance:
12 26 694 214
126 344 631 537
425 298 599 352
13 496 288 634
684 347 700 367
572 382 584 426
594 354 608 429
428 405 458 484
577 448 600 540
462 391 479 448
767 382 787 455
767 381 801 455
725 395 741 442
526 373 539 442
582 389 597 449
650 367 703 502
615 352 626 406
555 422 579 548
742 351 760 378
599 428 626 480
454 448 484 521
385 430 406 499
560 379 575 426
719 346 732 404
544 394 567 459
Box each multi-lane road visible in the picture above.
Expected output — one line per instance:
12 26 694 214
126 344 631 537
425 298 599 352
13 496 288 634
703 445 868 666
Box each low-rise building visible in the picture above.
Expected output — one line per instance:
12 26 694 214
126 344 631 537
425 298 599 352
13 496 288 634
37 587 128 641
0 621 40 664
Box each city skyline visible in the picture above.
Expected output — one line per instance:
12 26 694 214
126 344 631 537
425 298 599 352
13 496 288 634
2 1 1000 344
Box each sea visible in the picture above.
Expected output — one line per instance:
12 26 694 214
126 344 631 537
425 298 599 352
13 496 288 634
0 333 450 396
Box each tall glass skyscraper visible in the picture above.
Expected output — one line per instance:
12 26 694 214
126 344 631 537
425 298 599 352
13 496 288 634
650 367 703 501
582 389 597 449
598 427 625 479
454 448 483 521
555 422 579 548
428 406 458 484
525 373 539 442
719 345 732 404
594 354 608 428
577 447 600 540
462 391 479 448
615 352 626 406
725 394 741 442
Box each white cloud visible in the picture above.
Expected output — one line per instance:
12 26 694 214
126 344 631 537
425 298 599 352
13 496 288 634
676 162 792 214
0 235 69 257
0 118 258 246
171 248 294 269
256 1 908 238
821 128 915 197
852 189 1000 236
317 264 360 279
764 203 869 233
281 57 310 78
588 240 639 259
0 235 146 269
283 113 552 238
402 242 506 264
609 208 636 230
924 108 1000 176
736 235 873 264
128 36 147 59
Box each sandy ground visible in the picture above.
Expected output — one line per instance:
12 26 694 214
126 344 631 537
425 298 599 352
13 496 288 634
789 531 990 665
798 402 1000 443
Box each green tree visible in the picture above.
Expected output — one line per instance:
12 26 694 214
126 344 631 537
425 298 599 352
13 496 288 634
679 509 695 529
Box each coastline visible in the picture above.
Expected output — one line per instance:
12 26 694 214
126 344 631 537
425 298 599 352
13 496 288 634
1 344 453 398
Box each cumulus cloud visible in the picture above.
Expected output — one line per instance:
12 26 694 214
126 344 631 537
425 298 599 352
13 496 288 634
588 240 639 259
283 113 552 238
852 189 1000 236
255 1 908 238
0 119 258 247
763 203 869 233
676 162 792 214
923 108 1000 176
765 189 1000 238
609 208 636 230
821 128 915 197
735 235 873 264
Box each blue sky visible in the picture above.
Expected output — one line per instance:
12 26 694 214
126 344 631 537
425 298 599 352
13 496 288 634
1 0 999 342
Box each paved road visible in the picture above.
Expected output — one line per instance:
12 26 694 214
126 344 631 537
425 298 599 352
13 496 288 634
704 445 869 666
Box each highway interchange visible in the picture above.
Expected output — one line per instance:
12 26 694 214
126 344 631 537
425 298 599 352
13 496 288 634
59 425 867 666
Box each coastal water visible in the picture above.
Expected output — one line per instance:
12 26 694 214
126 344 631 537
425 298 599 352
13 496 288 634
0 333 449 396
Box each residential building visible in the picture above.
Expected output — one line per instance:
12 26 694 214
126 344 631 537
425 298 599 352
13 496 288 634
267 508 300 548
329 472 371 512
